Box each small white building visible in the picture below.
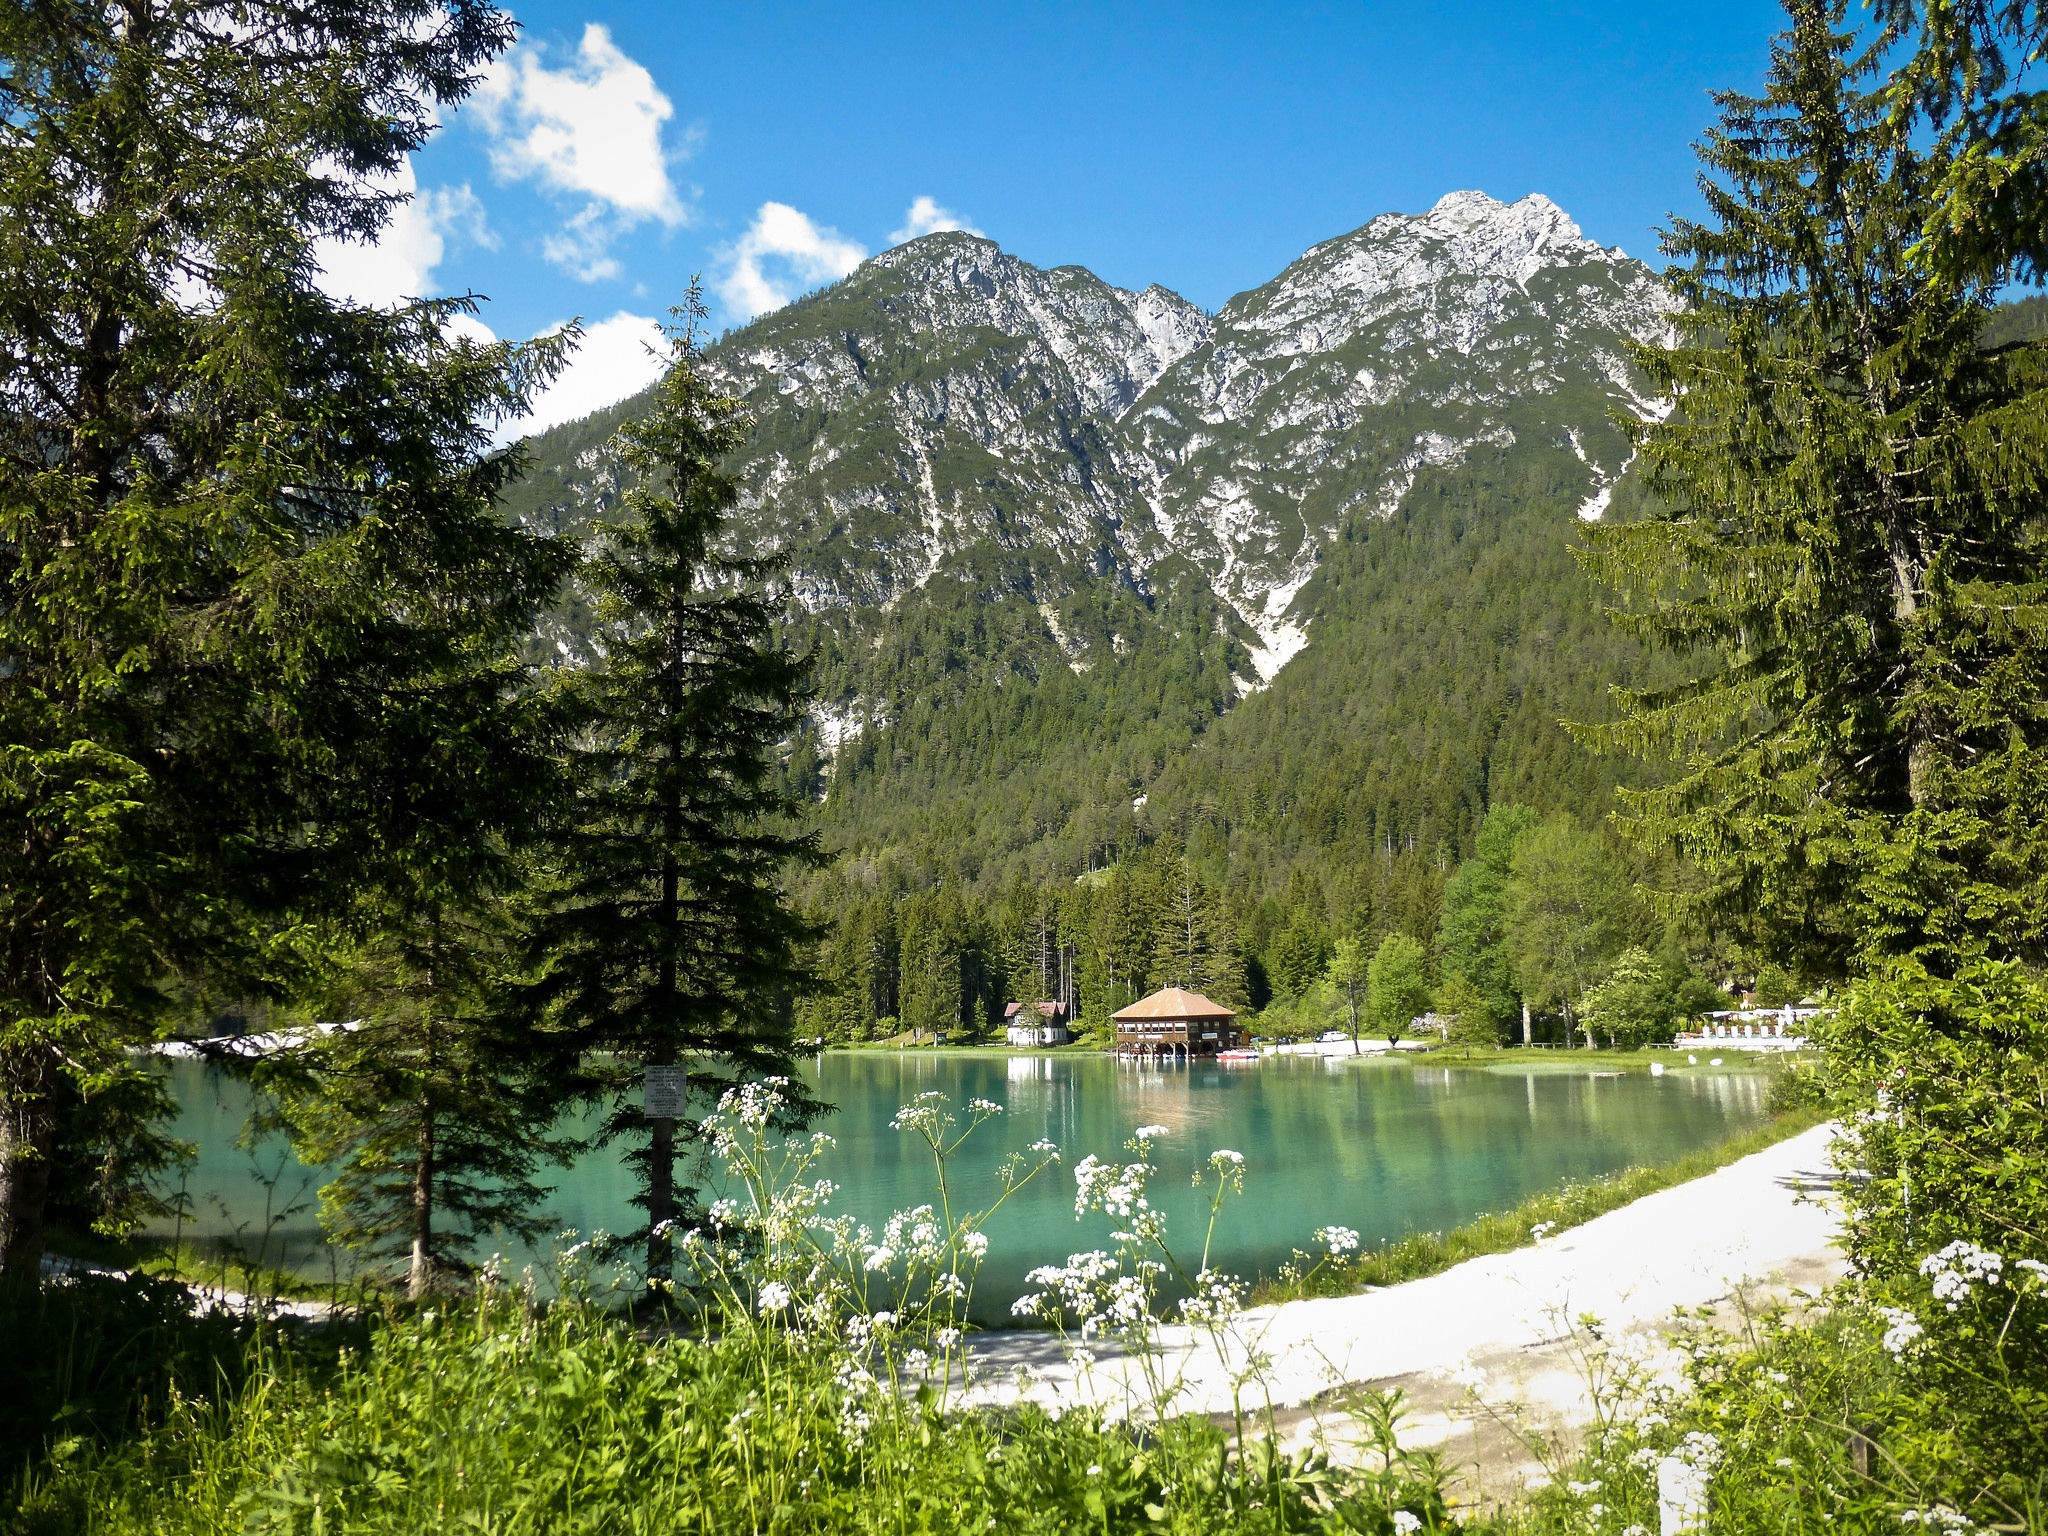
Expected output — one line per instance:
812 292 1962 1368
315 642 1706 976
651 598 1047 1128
1674 1005 1828 1052
1005 1000 1071 1048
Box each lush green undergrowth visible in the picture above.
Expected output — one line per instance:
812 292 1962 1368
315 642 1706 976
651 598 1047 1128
1475 1280 2048 1535
4 1286 1457 1536
1256 1105 1830 1304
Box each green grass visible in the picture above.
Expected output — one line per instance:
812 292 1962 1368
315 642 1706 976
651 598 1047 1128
1254 1104 1832 1303
5 1285 1461 1536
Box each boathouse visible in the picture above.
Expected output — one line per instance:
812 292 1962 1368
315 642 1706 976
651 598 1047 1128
1111 987 1240 1060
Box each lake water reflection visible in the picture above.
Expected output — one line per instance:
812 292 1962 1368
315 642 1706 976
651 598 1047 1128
153 1052 1765 1317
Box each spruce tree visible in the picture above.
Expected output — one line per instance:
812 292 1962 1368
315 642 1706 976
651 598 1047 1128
530 296 819 1287
1582 0 2048 1400
0 0 557 1281
272 654 571 1297
1149 854 1245 1006
1579 0 2048 981
1877 0 2048 284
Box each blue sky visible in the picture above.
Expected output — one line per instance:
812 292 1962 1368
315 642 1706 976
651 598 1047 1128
328 1 1794 434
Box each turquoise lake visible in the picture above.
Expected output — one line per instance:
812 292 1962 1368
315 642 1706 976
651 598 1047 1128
153 1051 1767 1318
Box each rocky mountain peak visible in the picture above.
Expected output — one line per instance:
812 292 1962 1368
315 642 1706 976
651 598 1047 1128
854 231 1212 411
1403 190 1616 281
509 194 1672 698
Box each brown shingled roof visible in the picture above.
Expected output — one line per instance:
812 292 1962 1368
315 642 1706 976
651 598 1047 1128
1111 986 1236 1022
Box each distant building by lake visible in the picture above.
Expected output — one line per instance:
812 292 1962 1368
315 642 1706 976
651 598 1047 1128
1110 987 1241 1060
1005 999 1071 1047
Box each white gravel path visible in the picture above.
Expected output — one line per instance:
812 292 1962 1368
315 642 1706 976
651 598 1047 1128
964 1120 1846 1449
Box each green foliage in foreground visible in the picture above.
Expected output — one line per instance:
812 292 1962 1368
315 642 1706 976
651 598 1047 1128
1482 1274 2048 1535
0 1272 265 1466
1258 1105 1828 1303
6 1288 1458 1536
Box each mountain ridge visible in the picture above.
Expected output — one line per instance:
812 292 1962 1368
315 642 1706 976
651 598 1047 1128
503 189 1673 702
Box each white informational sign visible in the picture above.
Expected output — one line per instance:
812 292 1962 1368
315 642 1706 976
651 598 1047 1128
643 1065 687 1120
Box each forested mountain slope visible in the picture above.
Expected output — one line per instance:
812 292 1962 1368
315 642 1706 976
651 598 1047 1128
501 191 1677 909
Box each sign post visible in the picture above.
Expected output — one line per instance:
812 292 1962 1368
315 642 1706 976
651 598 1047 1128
643 1064 687 1120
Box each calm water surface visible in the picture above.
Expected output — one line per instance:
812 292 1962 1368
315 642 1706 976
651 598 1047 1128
153 1052 1766 1316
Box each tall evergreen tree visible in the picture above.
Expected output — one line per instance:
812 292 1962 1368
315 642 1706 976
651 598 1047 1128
530 298 819 1288
1877 0 2048 284
1150 855 1245 1006
1581 0 2048 981
272 650 571 1297
0 0 557 1281
898 889 966 1037
1582 2 2048 1401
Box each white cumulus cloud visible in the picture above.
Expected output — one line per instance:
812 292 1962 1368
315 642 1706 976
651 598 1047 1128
314 158 496 309
716 202 866 321
500 310 668 443
472 24 688 281
889 196 982 244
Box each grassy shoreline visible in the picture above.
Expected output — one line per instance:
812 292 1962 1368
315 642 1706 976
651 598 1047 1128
1251 1103 1833 1304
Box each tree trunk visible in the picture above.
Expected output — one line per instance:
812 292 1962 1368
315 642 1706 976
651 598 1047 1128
647 1043 676 1286
408 1093 434 1299
649 739 683 1291
0 1066 55 1286
1521 999 1532 1047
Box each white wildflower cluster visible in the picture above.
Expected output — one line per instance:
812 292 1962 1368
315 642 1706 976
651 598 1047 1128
890 1091 952 1139
1014 1249 1113 1319
1392 1513 1422 1535
1920 1241 2004 1310
833 1355 880 1441
1132 1124 1170 1142
1899 1507 1977 1532
1530 1220 1557 1240
1314 1225 1361 1257
713 1077 791 1142
757 1281 792 1312
1655 1438 1717 1533
1028 1138 1060 1157
1014 1249 1160 1339
967 1098 1004 1116
1672 1430 1721 1469
880 1206 949 1268
1879 1305 1926 1357
1206 1148 1246 1188
1074 1153 1151 1219
958 1231 990 1262
1177 1268 1247 1329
